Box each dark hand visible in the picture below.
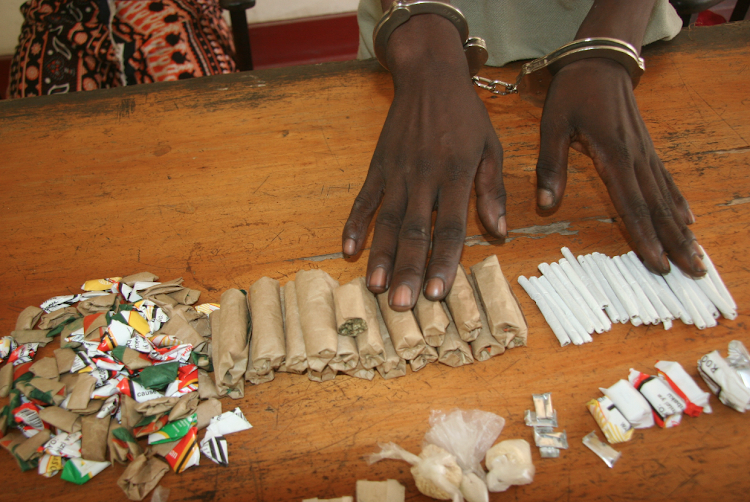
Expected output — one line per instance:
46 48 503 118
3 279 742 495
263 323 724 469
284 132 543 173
536 58 705 276
342 15 506 311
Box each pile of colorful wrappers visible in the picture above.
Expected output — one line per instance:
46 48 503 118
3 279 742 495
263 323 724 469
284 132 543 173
0 273 252 500
584 341 750 468
518 246 737 346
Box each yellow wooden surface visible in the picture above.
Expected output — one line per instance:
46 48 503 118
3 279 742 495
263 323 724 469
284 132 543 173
0 21 748 502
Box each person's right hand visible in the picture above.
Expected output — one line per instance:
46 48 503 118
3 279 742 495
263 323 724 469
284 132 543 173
341 14 507 311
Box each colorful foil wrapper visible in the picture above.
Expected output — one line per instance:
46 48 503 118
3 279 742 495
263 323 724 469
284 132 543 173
195 303 220 315
14 402 46 434
125 334 155 353
133 414 169 438
41 295 79 313
135 362 179 391
698 349 750 412
149 344 193 364
586 396 633 444
200 434 228 466
38 453 64 477
98 320 134 352
629 369 686 428
60 457 110 484
148 413 197 444
45 431 82 458
111 427 143 461
0 336 18 362
81 278 122 292
165 426 200 473
117 378 166 403
9 343 38 366
582 431 621 468
165 365 198 397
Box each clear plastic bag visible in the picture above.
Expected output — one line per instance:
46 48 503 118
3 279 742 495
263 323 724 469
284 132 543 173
367 442 463 502
423 409 505 479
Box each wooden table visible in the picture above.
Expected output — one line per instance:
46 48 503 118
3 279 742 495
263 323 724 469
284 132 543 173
1 21 748 502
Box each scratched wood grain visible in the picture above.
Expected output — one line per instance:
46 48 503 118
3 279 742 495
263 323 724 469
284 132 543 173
0 22 748 502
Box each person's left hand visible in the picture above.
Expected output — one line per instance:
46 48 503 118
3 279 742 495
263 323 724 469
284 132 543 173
535 58 705 276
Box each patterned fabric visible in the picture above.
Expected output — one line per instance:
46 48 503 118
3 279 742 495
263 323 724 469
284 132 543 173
9 0 235 99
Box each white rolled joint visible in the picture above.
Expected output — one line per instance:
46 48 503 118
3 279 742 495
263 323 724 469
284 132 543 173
699 245 736 310
613 255 660 325
684 274 720 320
561 247 609 309
622 253 673 322
518 276 571 347
550 261 605 334
539 262 596 335
664 266 707 329
652 273 691 324
560 258 612 332
676 268 718 328
537 275 590 344
593 253 641 324
695 274 737 320
581 254 628 324
626 250 685 321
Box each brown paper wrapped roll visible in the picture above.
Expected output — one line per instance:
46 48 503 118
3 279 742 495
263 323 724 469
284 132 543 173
249 276 286 375
308 366 336 382
30 357 59 379
39 406 81 433
468 273 505 361
245 354 275 385
470 254 528 348
445 264 482 342
409 344 438 372
413 291 449 347
280 281 308 374
39 307 79 330
67 373 97 411
333 280 368 337
329 335 359 372
0 363 13 397
213 288 250 399
198 370 220 399
120 395 143 431
118 454 170 501
377 293 425 360
81 415 110 461
168 392 199 422
375 303 407 379
54 347 77 373
437 304 474 367
295 269 339 372
342 361 376 380
16 306 43 330
196 398 222 430
356 277 386 369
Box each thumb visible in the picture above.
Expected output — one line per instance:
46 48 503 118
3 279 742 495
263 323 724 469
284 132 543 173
536 116 571 211
475 135 507 239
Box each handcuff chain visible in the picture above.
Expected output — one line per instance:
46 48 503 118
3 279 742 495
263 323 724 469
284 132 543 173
472 76 517 95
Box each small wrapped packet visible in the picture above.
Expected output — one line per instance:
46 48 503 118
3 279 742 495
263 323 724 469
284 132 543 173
582 431 621 468
148 413 197 444
205 407 252 437
409 344 438 372
12 329 53 346
629 369 686 428
81 415 111 462
0 336 18 362
249 277 286 376
9 343 38 365
30 357 60 379
295 269 340 372
413 291 449 348
82 277 121 291
135 362 179 391
445 264 482 342
39 406 81 433
38 453 64 478
377 293 426 360
61 457 110 484
586 396 633 444
196 398 222 430
167 391 199 422
485 439 535 492
110 424 144 463
117 453 170 501
164 426 200 473
470 255 528 348
698 347 750 412
164 364 198 397
533 427 568 449
334 279 368 337
600 379 654 429
280 282 308 374
133 414 169 438
45 431 82 458
437 304 474 368
356 479 406 502
117 378 166 403
655 360 712 416
16 306 44 331
212 289 250 399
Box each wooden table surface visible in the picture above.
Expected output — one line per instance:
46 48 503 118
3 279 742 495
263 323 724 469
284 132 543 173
1 21 748 502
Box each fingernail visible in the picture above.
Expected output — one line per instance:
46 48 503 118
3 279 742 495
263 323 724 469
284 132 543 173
692 253 706 274
687 208 696 225
391 284 413 308
660 252 670 272
369 267 387 289
424 278 444 299
690 240 703 258
343 238 356 256
537 188 555 208
497 215 507 237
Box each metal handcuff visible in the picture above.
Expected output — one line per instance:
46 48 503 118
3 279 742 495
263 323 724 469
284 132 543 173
374 0 646 108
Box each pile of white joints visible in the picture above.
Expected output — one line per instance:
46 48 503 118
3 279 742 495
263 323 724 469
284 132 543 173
518 246 737 347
